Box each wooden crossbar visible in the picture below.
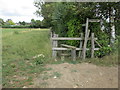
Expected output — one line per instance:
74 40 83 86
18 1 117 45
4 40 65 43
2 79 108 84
61 44 76 49
52 37 97 40
89 19 100 22
52 47 100 51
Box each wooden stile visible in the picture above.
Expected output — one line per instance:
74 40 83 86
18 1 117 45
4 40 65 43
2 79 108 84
51 18 101 60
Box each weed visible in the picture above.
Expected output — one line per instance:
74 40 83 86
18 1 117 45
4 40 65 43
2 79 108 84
52 72 62 78
14 31 19 34
71 69 77 72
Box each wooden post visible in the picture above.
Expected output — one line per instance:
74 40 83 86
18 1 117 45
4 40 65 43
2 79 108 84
82 18 89 59
78 33 83 58
91 33 95 58
71 48 76 61
55 34 58 47
52 34 58 58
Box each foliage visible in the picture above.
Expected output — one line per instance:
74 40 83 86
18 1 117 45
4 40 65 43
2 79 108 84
19 21 26 25
5 19 15 25
33 54 45 65
0 18 5 26
2 25 30 28
30 19 41 28
34 2 120 58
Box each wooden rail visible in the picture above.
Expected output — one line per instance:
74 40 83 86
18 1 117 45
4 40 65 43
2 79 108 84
61 44 76 49
51 37 97 40
52 48 100 51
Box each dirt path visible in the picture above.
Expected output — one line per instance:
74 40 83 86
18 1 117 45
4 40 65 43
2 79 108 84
32 63 118 88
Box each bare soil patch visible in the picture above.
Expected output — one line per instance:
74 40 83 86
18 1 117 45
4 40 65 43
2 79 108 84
32 63 118 88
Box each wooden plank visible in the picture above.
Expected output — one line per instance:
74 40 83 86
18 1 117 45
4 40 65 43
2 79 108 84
95 40 102 48
83 29 90 59
89 19 100 22
52 47 99 51
61 44 76 49
91 33 95 58
78 33 83 58
52 37 97 40
82 18 89 59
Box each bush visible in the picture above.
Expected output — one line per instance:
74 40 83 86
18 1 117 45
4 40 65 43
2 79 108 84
2 25 31 28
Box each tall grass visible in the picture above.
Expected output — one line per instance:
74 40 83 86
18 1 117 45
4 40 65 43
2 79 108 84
2 28 52 87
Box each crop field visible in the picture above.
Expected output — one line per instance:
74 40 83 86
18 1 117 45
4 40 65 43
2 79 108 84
2 28 118 88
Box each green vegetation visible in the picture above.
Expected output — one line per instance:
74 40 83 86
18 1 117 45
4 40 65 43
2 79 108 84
35 2 119 57
0 18 48 28
2 28 118 88
2 28 52 87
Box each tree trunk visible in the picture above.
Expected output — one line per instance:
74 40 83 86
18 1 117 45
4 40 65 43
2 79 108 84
110 7 116 46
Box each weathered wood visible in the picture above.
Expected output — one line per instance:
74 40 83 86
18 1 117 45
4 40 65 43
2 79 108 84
89 19 100 22
52 47 99 51
61 44 76 61
71 49 76 61
95 40 102 48
61 44 76 49
52 34 58 58
52 37 97 40
91 33 95 58
61 54 70 61
82 18 89 60
78 33 83 58
82 29 90 59
55 34 58 47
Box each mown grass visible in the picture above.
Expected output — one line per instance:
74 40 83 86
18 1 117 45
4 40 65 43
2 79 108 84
2 28 52 87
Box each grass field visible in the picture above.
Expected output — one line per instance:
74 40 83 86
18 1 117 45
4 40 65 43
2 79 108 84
2 28 52 87
2 28 118 88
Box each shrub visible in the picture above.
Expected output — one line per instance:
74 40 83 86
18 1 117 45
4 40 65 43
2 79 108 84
33 54 45 65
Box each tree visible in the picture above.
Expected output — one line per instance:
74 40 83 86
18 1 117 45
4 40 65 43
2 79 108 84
30 19 41 28
5 19 15 25
95 2 120 45
0 18 4 26
19 21 26 25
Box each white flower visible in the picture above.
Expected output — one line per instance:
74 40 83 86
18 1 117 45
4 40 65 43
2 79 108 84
38 54 45 58
33 54 45 59
23 86 27 88
33 56 37 59
53 76 57 79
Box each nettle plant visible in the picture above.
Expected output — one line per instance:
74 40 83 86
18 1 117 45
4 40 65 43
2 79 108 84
33 54 45 65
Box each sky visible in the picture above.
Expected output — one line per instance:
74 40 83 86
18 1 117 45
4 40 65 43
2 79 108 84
0 0 44 23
